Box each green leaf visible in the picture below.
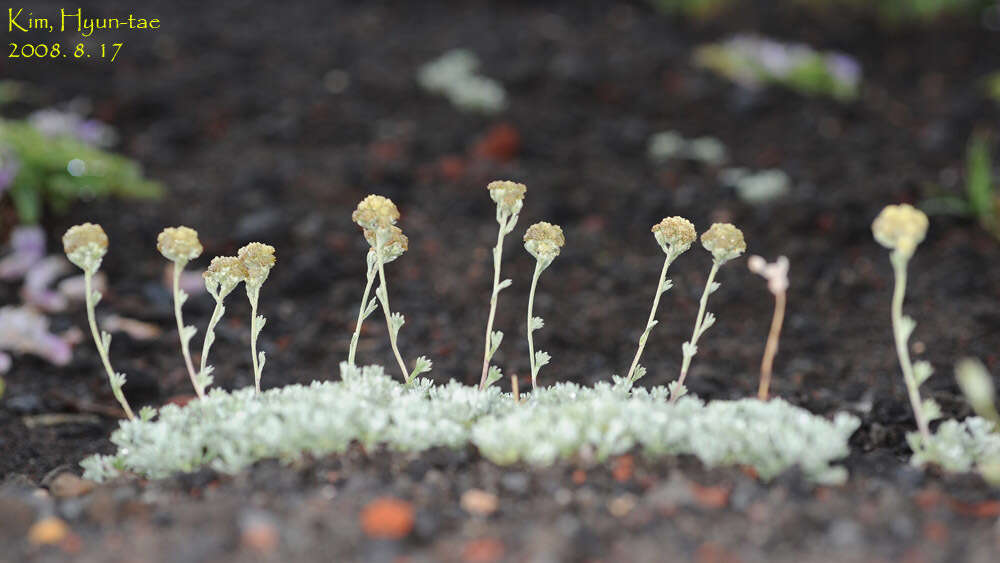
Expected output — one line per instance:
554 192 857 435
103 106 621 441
362 298 378 320
913 361 934 386
408 356 433 383
899 315 916 341
921 398 942 423
195 366 215 391
631 364 647 382
390 312 405 337
8 181 42 224
966 132 996 228
181 325 197 346
659 279 673 295
109 372 127 390
698 312 716 336
485 365 503 388
253 315 267 339
533 350 551 370
488 330 504 357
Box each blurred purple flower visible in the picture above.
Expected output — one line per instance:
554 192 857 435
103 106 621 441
0 305 72 366
0 148 19 196
0 225 45 280
21 256 71 312
826 53 862 87
28 109 116 148
0 351 11 374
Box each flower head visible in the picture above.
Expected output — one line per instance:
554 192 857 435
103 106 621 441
487 180 526 217
238 242 276 288
62 223 109 272
524 222 565 265
365 225 409 264
872 204 928 257
652 217 697 256
701 223 746 264
203 256 246 298
157 226 203 263
352 195 400 232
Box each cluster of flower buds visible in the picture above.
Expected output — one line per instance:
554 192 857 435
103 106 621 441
701 223 747 264
524 221 565 268
487 180 526 218
872 203 928 259
157 226 203 264
652 216 697 258
364 226 409 264
238 242 277 290
62 223 109 274
203 256 246 300
352 194 400 233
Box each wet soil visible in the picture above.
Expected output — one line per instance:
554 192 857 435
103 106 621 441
2 0 1000 560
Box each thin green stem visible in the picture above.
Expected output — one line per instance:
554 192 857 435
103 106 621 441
84 271 134 420
248 286 261 393
172 261 202 398
891 254 930 441
626 254 676 382
375 238 409 380
479 213 508 389
527 261 543 390
199 297 225 376
349 261 377 366
672 260 720 403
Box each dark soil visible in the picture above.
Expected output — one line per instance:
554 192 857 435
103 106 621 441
2 0 1000 560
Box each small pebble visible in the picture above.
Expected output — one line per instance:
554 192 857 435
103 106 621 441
460 489 498 516
28 516 68 545
240 509 279 554
47 473 96 498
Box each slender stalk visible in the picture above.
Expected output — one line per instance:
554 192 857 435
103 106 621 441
199 298 225 376
171 261 203 398
248 286 262 393
526 261 543 389
348 259 377 366
626 254 676 382
512 374 520 404
890 254 930 441
672 261 720 403
375 238 409 380
84 272 134 420
757 291 786 401
479 213 509 389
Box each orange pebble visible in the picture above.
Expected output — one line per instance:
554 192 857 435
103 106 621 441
360 497 414 539
28 517 69 545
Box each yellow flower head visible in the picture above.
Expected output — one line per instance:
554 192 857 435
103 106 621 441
872 204 928 257
524 221 565 264
652 216 697 256
352 195 400 232
203 256 246 298
701 223 746 264
157 226 203 263
365 225 409 264
487 180 526 217
63 223 109 272
238 242 276 288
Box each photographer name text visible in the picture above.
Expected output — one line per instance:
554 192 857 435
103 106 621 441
7 8 160 63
